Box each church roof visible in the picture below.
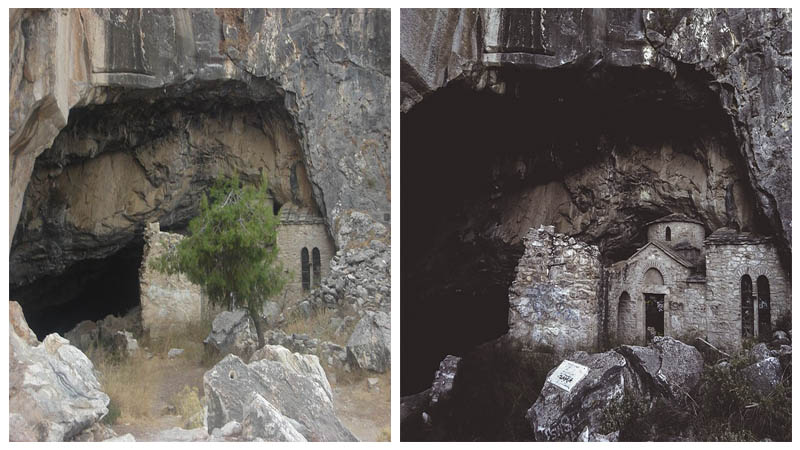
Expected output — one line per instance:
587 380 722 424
627 240 694 268
705 228 772 245
645 213 704 227
279 204 325 225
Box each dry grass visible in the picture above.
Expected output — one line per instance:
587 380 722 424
89 346 162 421
283 307 356 346
376 426 391 441
170 386 204 429
87 316 215 425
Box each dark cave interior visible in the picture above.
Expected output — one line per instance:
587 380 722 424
11 238 144 340
400 63 766 397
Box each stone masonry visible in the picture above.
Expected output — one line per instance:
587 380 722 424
508 225 603 355
511 214 791 355
276 204 336 307
140 222 207 338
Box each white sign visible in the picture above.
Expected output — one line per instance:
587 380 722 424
547 360 590 392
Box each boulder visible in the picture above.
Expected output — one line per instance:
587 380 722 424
250 344 332 401
693 337 730 364
527 349 640 441
204 310 258 359
156 427 210 442
111 331 139 357
168 348 185 359
64 320 99 352
741 356 783 397
9 301 110 441
749 342 771 362
617 336 704 399
771 330 791 347
104 434 136 442
346 310 391 372
430 355 461 410
241 394 307 442
211 421 242 440
204 352 356 441
260 301 283 327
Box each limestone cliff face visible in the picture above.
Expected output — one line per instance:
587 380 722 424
401 8 791 254
10 9 390 286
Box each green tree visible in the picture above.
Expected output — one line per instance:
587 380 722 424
155 173 286 348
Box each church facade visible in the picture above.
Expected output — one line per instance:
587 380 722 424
607 214 790 352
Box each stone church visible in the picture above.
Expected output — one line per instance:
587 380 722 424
508 214 790 356
608 214 789 351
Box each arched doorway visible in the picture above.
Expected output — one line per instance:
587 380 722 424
617 291 633 344
665 226 671 241
740 275 754 338
643 268 665 341
757 275 771 340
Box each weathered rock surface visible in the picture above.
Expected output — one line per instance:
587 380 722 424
250 344 333 401
528 337 703 441
401 9 791 255
204 352 356 441
241 394 307 442
204 310 258 360
139 222 207 337
10 9 390 313
741 356 783 396
156 427 210 442
508 226 603 354
616 336 704 399
9 301 110 441
528 349 639 441
429 355 461 410
63 307 140 353
346 310 391 372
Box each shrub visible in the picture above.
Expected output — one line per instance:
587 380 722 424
170 386 204 429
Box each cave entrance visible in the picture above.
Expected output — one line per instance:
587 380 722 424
11 239 144 340
644 293 665 341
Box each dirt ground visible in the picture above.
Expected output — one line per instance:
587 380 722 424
108 352 390 441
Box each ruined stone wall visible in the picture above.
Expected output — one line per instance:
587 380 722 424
704 241 790 351
276 223 336 307
139 222 207 338
607 245 693 346
508 226 602 355
647 221 705 248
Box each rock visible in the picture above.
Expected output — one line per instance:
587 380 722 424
111 331 139 357
401 9 791 256
346 311 391 372
104 434 136 442
9 302 110 441
71 422 117 442
64 320 99 352
527 349 639 441
771 330 791 347
430 355 461 410
156 427 210 442
750 342 771 362
241 394 307 442
10 301 40 346
617 336 704 399
367 377 380 392
168 348 185 359
204 352 356 441
204 310 258 359
741 356 782 397
219 421 242 438
693 337 730 364
777 345 791 369
10 9 390 302
140 223 207 338
260 301 282 327
250 344 333 401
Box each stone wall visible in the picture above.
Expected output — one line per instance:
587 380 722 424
508 226 602 355
705 240 790 351
139 222 207 337
647 221 705 248
276 222 336 307
607 244 695 346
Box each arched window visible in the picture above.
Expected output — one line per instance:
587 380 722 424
741 275 754 338
301 248 310 291
757 276 771 340
617 291 633 343
665 226 671 241
312 248 321 288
